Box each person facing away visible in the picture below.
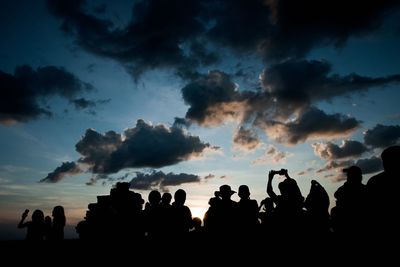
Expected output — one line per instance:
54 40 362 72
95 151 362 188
366 145 400 238
51 205 66 240
171 189 192 237
267 169 305 237
18 209 46 241
211 184 238 238
237 185 259 237
304 180 331 237
331 166 367 237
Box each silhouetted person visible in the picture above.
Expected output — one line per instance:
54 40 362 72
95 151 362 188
366 145 400 239
331 166 367 238
18 209 46 241
304 180 331 237
190 217 204 242
258 197 277 236
44 216 52 240
267 169 305 238
171 189 192 237
144 190 163 238
209 185 238 239
51 205 66 240
203 191 221 235
237 185 259 238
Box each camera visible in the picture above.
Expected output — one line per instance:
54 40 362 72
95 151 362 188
273 169 287 175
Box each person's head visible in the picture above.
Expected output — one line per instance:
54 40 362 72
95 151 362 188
148 190 161 205
161 192 172 205
343 165 362 184
381 145 400 173
32 209 44 223
192 217 202 229
217 185 236 200
238 185 250 199
262 197 274 212
174 189 186 205
52 205 65 218
278 178 303 202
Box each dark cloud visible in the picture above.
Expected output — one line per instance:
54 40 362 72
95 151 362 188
260 59 400 117
0 65 93 124
233 127 261 151
75 119 214 173
258 107 361 145
313 140 368 160
364 124 400 148
317 156 382 180
70 98 111 112
179 59 400 145
40 161 81 183
355 156 382 174
317 160 353 173
47 0 216 79
129 170 201 191
173 117 192 128
71 98 96 110
208 0 400 61
181 70 247 126
48 0 400 76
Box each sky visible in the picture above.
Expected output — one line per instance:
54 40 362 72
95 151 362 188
1 0 400 240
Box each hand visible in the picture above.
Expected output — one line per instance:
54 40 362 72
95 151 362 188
268 170 276 179
22 209 29 218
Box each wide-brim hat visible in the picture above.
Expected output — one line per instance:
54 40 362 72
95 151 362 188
217 184 236 195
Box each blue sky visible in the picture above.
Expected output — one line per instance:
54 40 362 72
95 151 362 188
1 0 400 239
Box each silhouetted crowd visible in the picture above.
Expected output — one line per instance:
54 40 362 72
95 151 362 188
18 145 400 243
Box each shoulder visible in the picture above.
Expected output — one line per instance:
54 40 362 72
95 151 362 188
367 172 386 187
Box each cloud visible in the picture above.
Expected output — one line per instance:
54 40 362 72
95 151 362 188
129 170 201 191
233 127 261 151
173 117 192 128
252 145 292 165
179 59 400 145
317 156 382 181
258 107 361 145
0 65 93 124
297 168 314 176
40 161 82 183
364 124 400 148
312 140 368 160
70 98 96 110
207 1 400 61
47 0 216 79
260 59 400 117
354 156 382 174
76 119 215 174
47 0 400 77
317 160 353 173
204 174 215 179
181 70 248 126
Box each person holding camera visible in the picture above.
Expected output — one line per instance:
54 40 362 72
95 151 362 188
267 169 305 238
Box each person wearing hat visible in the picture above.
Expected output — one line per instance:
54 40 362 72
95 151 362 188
205 185 238 238
331 165 367 237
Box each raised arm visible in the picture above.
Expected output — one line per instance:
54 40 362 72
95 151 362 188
18 209 29 228
267 171 278 201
